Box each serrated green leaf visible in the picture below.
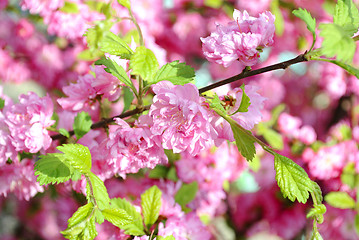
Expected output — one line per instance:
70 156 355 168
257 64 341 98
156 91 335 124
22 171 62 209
151 60 195 85
257 123 283 150
94 208 105 224
60 1 79 13
141 185 162 227
84 21 113 52
270 0 284 36
59 128 70 138
110 198 145 235
74 112 93 140
148 165 169 179
311 181 324 204
130 46 159 82
34 153 72 185
117 0 131 9
333 0 359 36
57 144 92 173
102 208 133 228
230 84 251 115
292 8 317 50
319 23 356 63
61 202 98 240
121 87 134 113
87 172 110 210
95 58 135 91
99 32 133 59
230 123 256 161
325 191 356 209
175 182 198 211
209 93 226 115
0 98 5 110
274 153 313 203
306 204 326 224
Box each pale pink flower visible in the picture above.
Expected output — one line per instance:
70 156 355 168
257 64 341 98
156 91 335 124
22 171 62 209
201 10 275 67
297 125 317 145
106 116 168 176
57 73 98 112
149 81 217 156
20 0 64 16
277 112 302 136
91 65 123 102
5 92 54 153
0 159 44 200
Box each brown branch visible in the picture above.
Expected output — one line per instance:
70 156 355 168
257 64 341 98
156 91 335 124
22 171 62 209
51 53 308 141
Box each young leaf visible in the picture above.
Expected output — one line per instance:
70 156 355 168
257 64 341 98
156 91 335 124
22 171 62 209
319 23 356 63
292 8 317 49
148 165 169 179
129 46 159 82
57 144 92 173
74 111 93 140
95 58 135 91
60 1 79 13
333 0 359 36
174 181 198 211
94 208 105 224
230 122 256 161
102 208 133 228
121 87 134 114
306 204 326 224
151 60 195 85
59 128 70 138
270 0 284 36
157 236 176 240
209 93 226 115
256 123 284 150
87 172 110 210
85 20 113 52
324 191 356 209
311 181 324 204
230 84 251 115
111 198 145 235
34 153 72 185
117 0 131 9
274 153 314 203
141 185 162 227
99 31 134 59
310 221 324 240
0 98 5 110
61 202 98 240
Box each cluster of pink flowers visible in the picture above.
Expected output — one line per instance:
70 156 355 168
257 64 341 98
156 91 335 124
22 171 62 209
201 10 275 67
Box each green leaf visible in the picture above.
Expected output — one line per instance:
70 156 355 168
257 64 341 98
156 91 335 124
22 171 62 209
355 214 359 237
310 222 324 240
292 8 317 50
57 144 92 173
325 191 356 209
158 236 176 240
320 59 359 79
117 0 131 9
102 208 133 228
74 112 93 140
94 208 105 224
257 123 284 150
167 167 179 181
0 98 5 110
129 46 159 82
230 123 256 161
333 0 359 36
319 23 356 63
121 87 134 113
175 182 198 211
86 172 110 210
34 153 72 185
270 0 284 36
306 204 326 224
204 0 223 8
84 20 113 52
148 165 169 179
99 32 134 59
95 58 135 91
141 185 162 227
274 153 314 203
209 93 226 115
341 162 356 189
110 198 145 235
61 202 98 240
59 128 70 138
230 84 251 114
311 181 324 204
60 1 79 13
151 60 195 85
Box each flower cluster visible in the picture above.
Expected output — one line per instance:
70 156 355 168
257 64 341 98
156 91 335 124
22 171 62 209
201 10 275 67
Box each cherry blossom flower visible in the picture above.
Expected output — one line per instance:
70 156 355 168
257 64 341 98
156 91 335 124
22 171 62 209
91 65 123 102
149 81 217 156
201 10 275 67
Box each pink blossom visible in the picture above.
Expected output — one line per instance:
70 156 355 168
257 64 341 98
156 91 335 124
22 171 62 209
0 159 44 200
91 65 123 102
20 0 64 16
57 73 98 112
5 92 54 153
277 112 302 136
297 125 317 144
106 116 168 176
149 81 217 156
201 10 275 67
